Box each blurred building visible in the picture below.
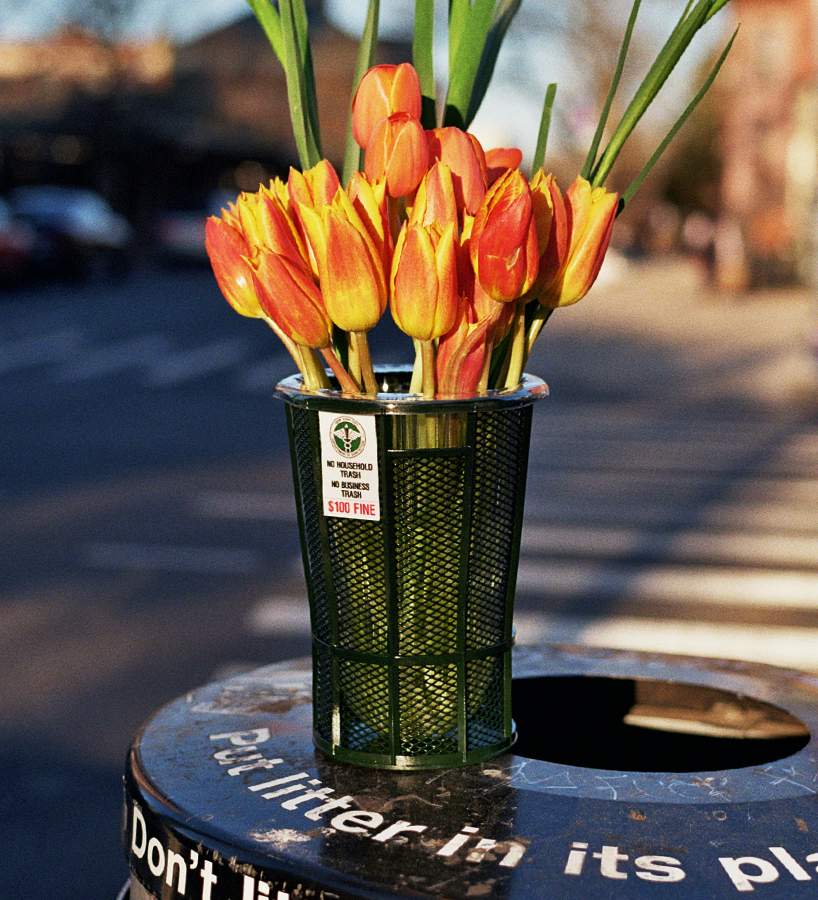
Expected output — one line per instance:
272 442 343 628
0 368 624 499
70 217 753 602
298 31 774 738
0 6 405 237
718 0 818 289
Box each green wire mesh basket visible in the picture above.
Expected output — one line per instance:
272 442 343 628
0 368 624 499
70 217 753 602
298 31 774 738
277 366 547 769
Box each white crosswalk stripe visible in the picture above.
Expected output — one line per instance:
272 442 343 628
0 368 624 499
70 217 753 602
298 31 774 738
0 329 83 374
198 403 818 671
145 337 249 386
56 334 172 381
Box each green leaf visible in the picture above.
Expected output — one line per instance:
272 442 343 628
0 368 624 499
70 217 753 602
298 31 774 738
581 0 642 180
532 82 557 172
591 0 712 187
246 0 283 63
705 0 731 22
448 0 470 73
414 0 437 128
279 0 322 168
620 26 738 209
443 0 497 129
342 0 380 184
466 0 523 126
292 0 322 160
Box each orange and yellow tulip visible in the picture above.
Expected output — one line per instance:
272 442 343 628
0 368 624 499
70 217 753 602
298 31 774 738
235 182 306 264
408 162 459 231
348 171 392 272
436 304 493 397
205 215 261 318
364 112 429 198
427 127 487 216
541 176 618 308
469 168 539 302
528 169 570 300
251 251 332 349
485 147 522 186
352 63 422 150
298 200 387 333
390 222 458 341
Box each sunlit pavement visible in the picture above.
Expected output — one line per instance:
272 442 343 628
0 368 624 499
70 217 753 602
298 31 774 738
1 258 816 898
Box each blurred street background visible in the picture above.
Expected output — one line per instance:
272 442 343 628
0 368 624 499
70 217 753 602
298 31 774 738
0 0 817 897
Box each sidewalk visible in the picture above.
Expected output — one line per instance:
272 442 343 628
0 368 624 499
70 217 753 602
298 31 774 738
514 256 818 670
531 255 818 415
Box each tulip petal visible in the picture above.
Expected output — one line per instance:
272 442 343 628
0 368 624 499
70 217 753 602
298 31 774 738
205 216 261 318
253 252 331 348
319 208 386 332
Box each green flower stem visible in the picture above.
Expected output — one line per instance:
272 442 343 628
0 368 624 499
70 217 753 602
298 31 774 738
503 300 528 390
525 305 554 357
352 330 379 395
421 339 436 399
320 346 359 394
410 338 423 394
477 335 493 394
261 314 301 370
532 82 558 173
342 0 380 184
347 335 362 388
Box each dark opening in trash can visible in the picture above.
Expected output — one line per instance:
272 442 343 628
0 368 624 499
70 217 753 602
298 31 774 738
512 675 810 772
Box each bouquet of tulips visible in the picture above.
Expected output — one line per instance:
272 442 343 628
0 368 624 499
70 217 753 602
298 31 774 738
206 0 735 398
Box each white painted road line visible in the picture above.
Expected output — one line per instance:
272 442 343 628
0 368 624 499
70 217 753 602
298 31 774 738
245 595 311 635
522 523 818 569
84 542 260 574
527 469 818 504
0 329 83 375
516 559 818 609
194 491 296 521
145 338 248 386
238 355 291 393
56 334 171 381
524 499 818 534
513 611 818 672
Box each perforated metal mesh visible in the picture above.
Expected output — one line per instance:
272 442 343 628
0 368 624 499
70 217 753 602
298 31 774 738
285 386 535 769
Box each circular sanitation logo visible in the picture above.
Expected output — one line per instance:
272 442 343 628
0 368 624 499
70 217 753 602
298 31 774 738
330 417 366 458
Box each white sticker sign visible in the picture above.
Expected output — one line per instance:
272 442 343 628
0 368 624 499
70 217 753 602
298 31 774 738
318 411 380 521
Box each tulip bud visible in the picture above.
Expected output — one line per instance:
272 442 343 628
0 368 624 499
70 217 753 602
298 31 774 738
236 183 306 264
408 162 458 230
529 169 570 300
469 168 539 302
390 222 458 341
348 171 391 272
436 305 493 397
485 147 523 186
288 160 342 275
250 251 332 349
205 215 261 318
308 203 387 333
543 176 618 308
365 112 429 198
288 159 341 210
352 63 422 150
427 127 487 215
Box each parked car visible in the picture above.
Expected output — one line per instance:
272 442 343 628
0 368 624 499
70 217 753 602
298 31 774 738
156 190 235 263
10 186 134 279
0 198 36 285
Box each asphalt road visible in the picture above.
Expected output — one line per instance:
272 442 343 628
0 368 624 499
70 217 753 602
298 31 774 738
2 261 817 898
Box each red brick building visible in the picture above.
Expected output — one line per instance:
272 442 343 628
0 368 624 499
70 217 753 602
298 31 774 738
718 0 818 288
